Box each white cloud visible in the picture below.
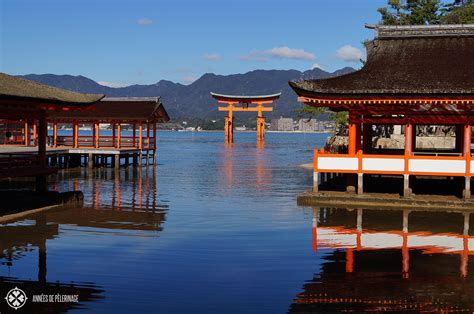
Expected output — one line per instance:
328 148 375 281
240 46 316 62
137 18 153 26
267 46 316 61
336 45 363 62
311 63 324 70
98 81 130 88
204 53 221 61
182 75 197 84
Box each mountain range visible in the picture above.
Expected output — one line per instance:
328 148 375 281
19 67 355 121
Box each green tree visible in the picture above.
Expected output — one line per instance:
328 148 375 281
377 0 441 25
441 0 474 23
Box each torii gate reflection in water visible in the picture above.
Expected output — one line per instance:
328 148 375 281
211 92 281 143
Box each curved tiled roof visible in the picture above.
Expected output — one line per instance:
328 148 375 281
290 24 474 98
0 72 104 104
210 92 281 103
49 97 170 122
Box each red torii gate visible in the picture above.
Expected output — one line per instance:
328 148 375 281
210 92 280 143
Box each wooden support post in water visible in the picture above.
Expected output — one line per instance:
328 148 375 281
115 154 120 169
88 153 93 169
464 212 470 236
357 173 363 195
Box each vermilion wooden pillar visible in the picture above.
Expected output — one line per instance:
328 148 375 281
94 122 100 148
24 121 29 146
347 114 360 193
403 123 413 197
116 122 121 148
464 125 472 199
348 122 357 155
53 120 58 147
73 120 79 148
138 121 143 150
405 123 413 155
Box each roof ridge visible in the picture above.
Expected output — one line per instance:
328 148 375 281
365 23 474 39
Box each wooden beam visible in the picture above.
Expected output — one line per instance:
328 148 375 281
218 106 273 112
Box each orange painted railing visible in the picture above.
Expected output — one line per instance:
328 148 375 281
49 136 155 150
314 148 473 177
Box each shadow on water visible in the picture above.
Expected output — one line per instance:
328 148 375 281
290 207 474 313
0 165 168 312
0 216 104 313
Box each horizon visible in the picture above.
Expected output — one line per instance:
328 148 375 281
1 0 386 86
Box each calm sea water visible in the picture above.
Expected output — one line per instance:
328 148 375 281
1 131 474 313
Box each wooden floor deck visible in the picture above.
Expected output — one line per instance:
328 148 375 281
0 146 156 168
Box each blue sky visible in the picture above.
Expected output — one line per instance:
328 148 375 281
1 0 387 86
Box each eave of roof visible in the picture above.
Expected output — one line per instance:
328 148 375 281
289 24 474 100
48 97 170 122
0 73 104 105
210 92 281 103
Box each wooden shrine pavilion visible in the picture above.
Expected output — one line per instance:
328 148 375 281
211 92 281 143
290 24 474 198
47 97 169 167
0 72 104 190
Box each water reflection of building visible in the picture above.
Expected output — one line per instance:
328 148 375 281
0 217 104 313
54 165 166 208
0 166 168 311
290 208 474 312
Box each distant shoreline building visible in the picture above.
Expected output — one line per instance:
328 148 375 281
270 117 293 131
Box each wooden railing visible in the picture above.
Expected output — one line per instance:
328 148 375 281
49 136 156 150
314 148 472 177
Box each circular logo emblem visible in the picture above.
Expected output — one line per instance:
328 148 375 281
5 287 28 310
